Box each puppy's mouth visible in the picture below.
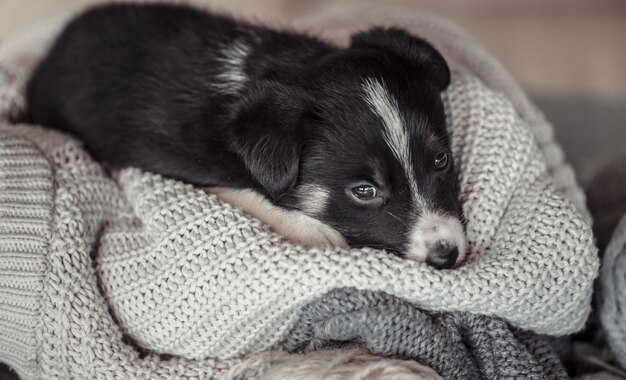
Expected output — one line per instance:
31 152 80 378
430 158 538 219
405 211 467 269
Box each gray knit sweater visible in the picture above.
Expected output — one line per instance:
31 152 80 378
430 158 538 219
285 288 569 379
0 5 598 380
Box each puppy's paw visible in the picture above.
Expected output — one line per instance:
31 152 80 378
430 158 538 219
271 211 348 248
208 187 347 249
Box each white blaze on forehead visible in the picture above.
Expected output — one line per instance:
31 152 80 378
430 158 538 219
214 40 250 95
362 79 466 264
361 78 424 210
407 210 466 263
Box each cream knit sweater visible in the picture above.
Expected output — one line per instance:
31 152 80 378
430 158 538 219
0 5 598 380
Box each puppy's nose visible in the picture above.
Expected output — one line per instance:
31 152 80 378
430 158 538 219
426 243 459 269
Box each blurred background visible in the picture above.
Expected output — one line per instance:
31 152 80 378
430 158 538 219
1 0 625 174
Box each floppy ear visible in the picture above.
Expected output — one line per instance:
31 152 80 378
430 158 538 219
229 81 307 200
350 27 450 91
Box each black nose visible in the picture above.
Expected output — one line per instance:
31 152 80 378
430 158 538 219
426 244 459 269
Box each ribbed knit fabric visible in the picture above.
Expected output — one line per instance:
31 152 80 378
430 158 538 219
0 6 599 380
0 135 52 380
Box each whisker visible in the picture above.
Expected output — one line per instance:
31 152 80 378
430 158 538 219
385 211 409 228
435 130 454 145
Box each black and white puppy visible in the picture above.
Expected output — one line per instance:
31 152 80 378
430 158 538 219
25 3 466 268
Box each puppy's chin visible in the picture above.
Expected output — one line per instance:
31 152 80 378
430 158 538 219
207 187 348 248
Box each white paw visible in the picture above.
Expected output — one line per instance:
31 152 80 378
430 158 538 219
271 212 348 248
208 187 347 249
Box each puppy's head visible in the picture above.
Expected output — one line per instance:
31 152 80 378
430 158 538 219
232 27 465 268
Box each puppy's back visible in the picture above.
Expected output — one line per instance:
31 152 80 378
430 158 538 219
25 4 250 184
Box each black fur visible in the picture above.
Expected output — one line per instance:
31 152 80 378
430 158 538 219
25 3 461 258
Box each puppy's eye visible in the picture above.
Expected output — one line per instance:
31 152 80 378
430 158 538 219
434 153 449 170
351 184 378 200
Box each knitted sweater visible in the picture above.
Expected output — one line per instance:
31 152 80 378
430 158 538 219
0 5 598 380
285 288 569 379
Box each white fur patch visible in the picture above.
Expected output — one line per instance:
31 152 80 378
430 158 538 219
407 210 466 263
296 183 331 216
213 40 250 95
361 78 424 210
208 187 347 248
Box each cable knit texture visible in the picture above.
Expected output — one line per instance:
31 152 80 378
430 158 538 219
0 7 598 380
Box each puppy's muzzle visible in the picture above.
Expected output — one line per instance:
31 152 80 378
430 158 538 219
425 242 459 269
408 211 466 269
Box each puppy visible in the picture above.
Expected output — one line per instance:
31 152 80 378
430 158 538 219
24 3 466 268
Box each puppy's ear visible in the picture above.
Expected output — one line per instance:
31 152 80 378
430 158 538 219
350 27 450 91
229 81 308 200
